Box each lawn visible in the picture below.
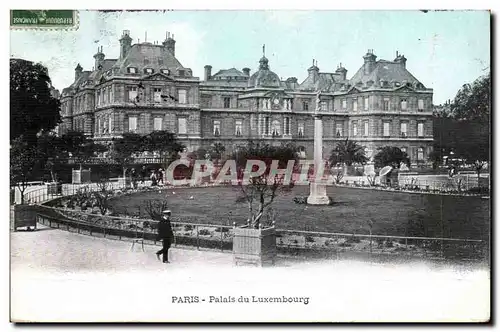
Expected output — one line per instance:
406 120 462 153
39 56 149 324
108 186 490 240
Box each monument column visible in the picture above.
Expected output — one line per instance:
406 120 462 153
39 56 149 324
307 91 330 205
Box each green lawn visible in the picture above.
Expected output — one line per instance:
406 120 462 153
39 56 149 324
108 186 490 240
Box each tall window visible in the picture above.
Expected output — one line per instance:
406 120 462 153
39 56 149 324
128 67 137 74
383 98 390 111
178 90 187 104
336 123 343 137
178 118 187 134
213 120 221 136
400 147 407 154
128 116 137 132
353 99 358 112
235 120 242 136
364 97 369 110
321 101 327 111
108 116 113 133
96 91 101 106
352 122 358 137
201 94 212 107
417 147 424 161
342 99 347 109
383 122 390 137
401 98 408 110
284 117 291 135
154 117 163 131
363 121 369 136
417 122 424 137
223 97 231 108
418 99 424 111
154 88 162 103
128 87 138 102
302 100 309 111
264 117 270 135
401 122 408 137
271 120 281 136
298 122 304 137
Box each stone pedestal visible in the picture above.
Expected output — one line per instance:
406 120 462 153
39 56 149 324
307 113 330 205
72 169 91 184
233 226 277 267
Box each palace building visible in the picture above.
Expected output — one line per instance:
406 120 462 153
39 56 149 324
60 30 434 165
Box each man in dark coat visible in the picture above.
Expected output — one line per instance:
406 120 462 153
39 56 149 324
156 210 174 263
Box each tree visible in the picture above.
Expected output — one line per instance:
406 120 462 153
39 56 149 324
37 132 64 182
373 146 410 169
143 130 184 162
110 133 144 178
10 137 45 204
329 138 368 166
10 58 61 145
233 141 297 229
60 131 107 168
209 142 226 163
450 74 490 183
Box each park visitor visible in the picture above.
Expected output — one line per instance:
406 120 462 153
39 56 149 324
156 210 174 263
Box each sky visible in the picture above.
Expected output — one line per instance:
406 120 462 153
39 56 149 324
10 10 490 104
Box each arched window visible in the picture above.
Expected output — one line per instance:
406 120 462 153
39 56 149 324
271 120 281 136
417 147 424 161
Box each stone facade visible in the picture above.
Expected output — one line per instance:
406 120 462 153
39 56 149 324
60 32 433 165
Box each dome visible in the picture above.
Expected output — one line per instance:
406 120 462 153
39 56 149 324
247 56 281 88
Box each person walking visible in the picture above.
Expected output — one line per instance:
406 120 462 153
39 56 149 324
140 166 147 184
156 210 174 263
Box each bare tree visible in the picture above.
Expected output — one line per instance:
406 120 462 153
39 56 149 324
93 180 113 215
144 199 169 222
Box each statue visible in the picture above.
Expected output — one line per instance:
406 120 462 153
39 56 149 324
315 90 322 113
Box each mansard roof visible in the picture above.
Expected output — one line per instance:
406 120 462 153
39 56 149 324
349 59 425 88
212 67 248 79
112 42 185 75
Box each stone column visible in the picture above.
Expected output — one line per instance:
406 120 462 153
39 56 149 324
307 114 330 205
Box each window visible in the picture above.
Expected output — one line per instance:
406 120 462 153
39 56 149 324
284 117 290 135
153 88 162 103
383 98 390 111
223 97 231 108
401 122 408 137
271 120 281 136
321 101 327 111
96 91 101 106
128 87 138 102
128 116 137 132
107 87 111 104
235 120 242 136
201 94 212 107
298 122 304 137
109 116 113 133
363 121 369 136
401 98 408 110
400 147 407 154
417 147 424 161
342 99 347 109
364 97 369 110
353 99 358 111
97 117 101 134
353 122 358 136
213 120 221 136
303 100 309 111
128 67 137 74
264 117 270 135
103 115 109 133
158 58 164 66
383 122 390 137
417 122 424 137
161 69 170 75
144 68 154 74
178 90 187 104
178 70 185 77
154 117 163 131
178 118 187 134
144 59 150 66
336 123 343 137
418 99 424 111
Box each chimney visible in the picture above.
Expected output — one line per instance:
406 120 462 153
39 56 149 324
242 67 250 76
335 62 348 81
204 65 212 81
163 31 176 56
363 49 377 74
119 30 132 59
75 63 83 81
307 59 320 83
394 51 407 68
93 46 105 71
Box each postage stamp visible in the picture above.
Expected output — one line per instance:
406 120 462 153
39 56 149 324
10 10 78 30
9 9 491 323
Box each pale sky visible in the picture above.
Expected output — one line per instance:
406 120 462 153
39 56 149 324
10 10 490 104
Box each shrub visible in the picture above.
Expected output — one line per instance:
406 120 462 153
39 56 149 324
468 187 489 195
198 229 211 236
324 240 332 246
305 235 315 243
215 227 229 233
293 196 308 204
184 224 194 231
346 235 361 244
385 240 394 248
